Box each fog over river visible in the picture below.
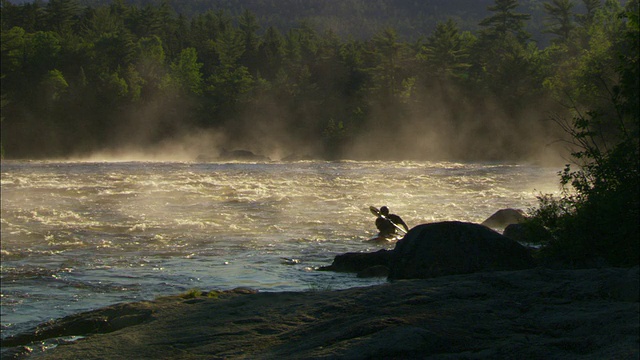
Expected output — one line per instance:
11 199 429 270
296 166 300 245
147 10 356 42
0 160 559 338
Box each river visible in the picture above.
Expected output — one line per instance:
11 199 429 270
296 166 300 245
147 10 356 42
0 160 559 338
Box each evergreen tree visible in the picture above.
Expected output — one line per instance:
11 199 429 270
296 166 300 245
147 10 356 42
238 9 260 71
370 27 404 99
479 0 531 43
576 0 602 27
156 0 180 58
419 19 470 80
256 26 285 80
1 0 47 32
544 0 576 43
109 0 127 19
204 26 253 125
45 0 82 35
472 0 539 107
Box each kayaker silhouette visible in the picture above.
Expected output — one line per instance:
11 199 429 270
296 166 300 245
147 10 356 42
373 206 409 238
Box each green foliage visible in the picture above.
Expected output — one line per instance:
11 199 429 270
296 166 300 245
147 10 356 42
168 47 204 95
102 71 128 98
42 69 69 99
205 290 222 299
177 289 224 299
180 288 202 299
370 27 406 98
418 19 471 80
25 30 62 75
45 0 82 35
530 1 639 267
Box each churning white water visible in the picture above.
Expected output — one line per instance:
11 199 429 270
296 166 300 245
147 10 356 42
0 160 559 338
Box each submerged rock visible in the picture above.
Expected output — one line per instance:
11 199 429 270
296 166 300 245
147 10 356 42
388 221 535 280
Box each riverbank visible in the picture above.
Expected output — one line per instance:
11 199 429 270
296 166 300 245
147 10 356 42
4 266 638 359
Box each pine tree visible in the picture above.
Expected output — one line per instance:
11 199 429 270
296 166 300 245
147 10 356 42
238 9 260 57
479 0 531 43
45 0 82 35
576 0 602 27
544 0 576 43
419 19 470 79
257 26 285 80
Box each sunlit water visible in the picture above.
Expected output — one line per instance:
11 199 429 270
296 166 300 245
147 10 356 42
0 160 559 338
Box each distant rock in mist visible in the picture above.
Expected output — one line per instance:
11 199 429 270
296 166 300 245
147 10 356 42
196 149 271 162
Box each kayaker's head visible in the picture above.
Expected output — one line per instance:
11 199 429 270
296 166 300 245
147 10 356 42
380 206 389 216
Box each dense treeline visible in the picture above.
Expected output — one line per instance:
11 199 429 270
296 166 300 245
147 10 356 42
5 0 551 42
0 0 636 161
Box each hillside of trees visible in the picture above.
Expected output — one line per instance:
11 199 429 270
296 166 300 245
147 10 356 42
80 0 555 43
6 0 575 45
0 0 637 162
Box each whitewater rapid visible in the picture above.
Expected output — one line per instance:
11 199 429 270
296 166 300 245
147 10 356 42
0 160 559 338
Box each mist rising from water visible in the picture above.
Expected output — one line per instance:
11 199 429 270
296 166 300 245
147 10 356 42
71 73 569 165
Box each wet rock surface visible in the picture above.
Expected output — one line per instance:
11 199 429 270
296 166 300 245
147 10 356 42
1 268 637 359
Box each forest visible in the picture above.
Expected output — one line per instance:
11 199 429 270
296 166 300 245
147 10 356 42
0 0 637 162
0 0 559 43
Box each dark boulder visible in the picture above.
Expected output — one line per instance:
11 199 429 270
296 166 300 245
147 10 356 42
503 223 553 244
318 249 392 273
218 149 270 161
388 221 535 280
481 208 526 229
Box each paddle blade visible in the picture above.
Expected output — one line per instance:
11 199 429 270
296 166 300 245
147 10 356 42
369 206 380 217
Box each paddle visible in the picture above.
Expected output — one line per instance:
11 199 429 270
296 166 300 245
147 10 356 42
369 206 407 234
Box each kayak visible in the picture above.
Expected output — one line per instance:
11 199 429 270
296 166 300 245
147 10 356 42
364 234 403 244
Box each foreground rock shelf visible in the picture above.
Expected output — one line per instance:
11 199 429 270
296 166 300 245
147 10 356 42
2 267 638 359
